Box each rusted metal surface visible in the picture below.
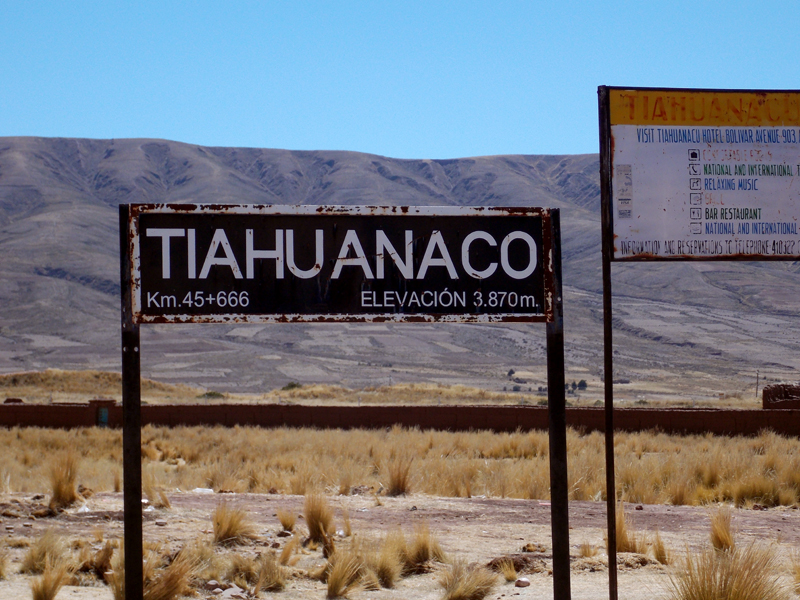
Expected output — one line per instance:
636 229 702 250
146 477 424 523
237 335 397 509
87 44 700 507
124 204 554 324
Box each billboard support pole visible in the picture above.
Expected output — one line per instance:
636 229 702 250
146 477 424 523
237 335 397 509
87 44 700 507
598 85 618 600
545 209 571 600
119 205 143 600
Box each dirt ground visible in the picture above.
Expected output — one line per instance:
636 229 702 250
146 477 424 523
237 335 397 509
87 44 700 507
2 491 800 600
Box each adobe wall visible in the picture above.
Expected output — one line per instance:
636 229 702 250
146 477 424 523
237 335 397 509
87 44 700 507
3 402 800 436
762 383 800 409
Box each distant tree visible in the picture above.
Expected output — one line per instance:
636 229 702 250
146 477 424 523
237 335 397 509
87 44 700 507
571 381 578 391
577 380 587 390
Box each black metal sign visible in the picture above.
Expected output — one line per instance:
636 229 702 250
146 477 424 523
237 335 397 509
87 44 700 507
119 204 570 600
125 205 553 323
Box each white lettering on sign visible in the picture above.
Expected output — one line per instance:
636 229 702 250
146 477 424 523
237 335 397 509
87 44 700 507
288 230 323 279
145 227 539 281
246 229 284 279
461 231 497 279
199 229 243 279
332 230 374 279
376 230 414 279
417 231 458 279
501 232 538 279
146 228 185 279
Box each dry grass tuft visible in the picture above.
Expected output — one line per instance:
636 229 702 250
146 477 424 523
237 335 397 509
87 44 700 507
0 546 8 580
77 540 114 581
372 539 402 588
666 543 789 600
49 452 80 510
21 529 69 575
386 454 413 496
144 548 198 600
710 505 735 552
496 557 517 582
326 550 362 598
609 503 647 555
791 550 800 594
397 523 447 574
108 546 199 600
107 548 125 600
227 553 258 587
652 530 672 565
342 508 352 537
439 559 498 600
30 558 70 600
276 508 296 532
280 536 300 566
305 493 334 544
579 541 599 558
143 468 171 509
254 551 286 593
212 501 257 546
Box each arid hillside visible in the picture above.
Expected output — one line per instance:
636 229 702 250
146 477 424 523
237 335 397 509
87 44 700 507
1 137 799 399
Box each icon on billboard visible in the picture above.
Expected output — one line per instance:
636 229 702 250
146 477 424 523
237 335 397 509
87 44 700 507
618 209 632 219
690 208 702 220
688 149 700 161
690 193 702 206
689 178 701 190
690 223 702 234
689 164 700 175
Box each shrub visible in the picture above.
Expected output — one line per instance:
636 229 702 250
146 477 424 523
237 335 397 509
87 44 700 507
254 552 286 593
326 550 362 598
496 557 517 582
305 493 334 544
276 507 296 532
30 558 69 600
710 506 735 552
439 559 498 600
652 530 672 565
49 452 80 510
212 502 257 546
666 543 789 600
0 546 8 580
21 529 68 575
386 455 413 496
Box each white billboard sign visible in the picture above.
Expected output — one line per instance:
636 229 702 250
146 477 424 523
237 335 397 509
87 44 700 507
608 88 800 259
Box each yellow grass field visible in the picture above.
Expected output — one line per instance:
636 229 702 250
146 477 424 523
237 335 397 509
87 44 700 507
2 424 800 509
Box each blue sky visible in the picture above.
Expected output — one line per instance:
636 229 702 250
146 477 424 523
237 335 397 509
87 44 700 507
1 1 798 159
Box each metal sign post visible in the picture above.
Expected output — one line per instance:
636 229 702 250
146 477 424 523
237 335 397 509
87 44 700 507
119 204 570 599
599 85 800 600
119 204 143 600
545 210 571 599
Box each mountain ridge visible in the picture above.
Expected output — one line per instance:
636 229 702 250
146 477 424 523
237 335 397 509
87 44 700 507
0 137 797 400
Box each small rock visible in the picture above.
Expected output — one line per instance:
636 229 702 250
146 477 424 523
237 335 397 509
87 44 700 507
271 542 280 548
205 580 220 591
32 494 45 501
155 519 167 527
515 577 531 587
409 506 417 511
277 530 291 537
635 505 643 511
221 585 247 599
212 589 223 596
23 522 32 528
